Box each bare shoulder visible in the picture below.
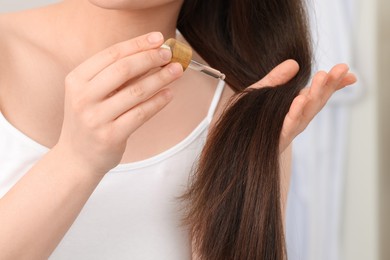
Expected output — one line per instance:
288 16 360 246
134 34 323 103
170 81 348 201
0 13 14 112
0 6 56 111
0 8 46 64
0 6 55 46
0 13 13 57
0 9 36 37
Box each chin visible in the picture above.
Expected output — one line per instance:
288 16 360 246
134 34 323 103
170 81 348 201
87 0 182 10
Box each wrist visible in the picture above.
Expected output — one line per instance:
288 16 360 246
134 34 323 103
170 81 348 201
49 144 107 182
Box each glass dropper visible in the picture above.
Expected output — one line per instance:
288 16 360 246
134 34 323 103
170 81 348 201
161 39 226 80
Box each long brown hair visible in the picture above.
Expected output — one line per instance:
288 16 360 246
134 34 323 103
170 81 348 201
177 0 312 259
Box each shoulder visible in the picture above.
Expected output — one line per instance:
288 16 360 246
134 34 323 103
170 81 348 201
0 8 51 111
0 8 47 48
0 9 33 39
0 13 14 59
0 9 42 65
0 13 13 112
0 5 59 52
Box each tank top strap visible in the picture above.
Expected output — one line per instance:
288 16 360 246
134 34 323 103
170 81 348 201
206 80 226 121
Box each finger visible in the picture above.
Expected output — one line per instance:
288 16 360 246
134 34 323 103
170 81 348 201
301 64 349 123
71 32 165 82
324 64 350 91
100 62 183 121
307 71 328 98
279 95 308 150
336 72 358 90
280 65 357 151
297 73 330 123
299 87 310 96
113 89 173 140
88 47 172 100
250 59 300 89
310 64 349 106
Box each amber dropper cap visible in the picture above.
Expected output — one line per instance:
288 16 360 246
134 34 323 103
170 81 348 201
161 38 226 80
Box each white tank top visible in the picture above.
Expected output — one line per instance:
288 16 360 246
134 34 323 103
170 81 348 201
0 80 225 260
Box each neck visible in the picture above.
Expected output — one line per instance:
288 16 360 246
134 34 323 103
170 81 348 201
50 0 181 66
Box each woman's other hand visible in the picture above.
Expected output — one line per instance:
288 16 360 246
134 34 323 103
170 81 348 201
56 32 183 175
249 60 357 152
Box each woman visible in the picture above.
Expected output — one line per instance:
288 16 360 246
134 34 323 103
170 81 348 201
0 0 356 259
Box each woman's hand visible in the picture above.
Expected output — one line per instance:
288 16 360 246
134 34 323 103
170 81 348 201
56 32 183 175
249 60 357 152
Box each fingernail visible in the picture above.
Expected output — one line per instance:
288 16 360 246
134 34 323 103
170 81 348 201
159 48 172 61
168 63 183 75
148 32 163 44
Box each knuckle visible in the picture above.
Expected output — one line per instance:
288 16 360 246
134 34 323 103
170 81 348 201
71 95 90 114
155 92 170 107
146 50 157 64
133 37 145 51
113 60 130 76
107 45 122 61
134 106 147 122
162 92 172 103
306 94 314 104
315 72 328 84
157 69 171 83
128 84 145 98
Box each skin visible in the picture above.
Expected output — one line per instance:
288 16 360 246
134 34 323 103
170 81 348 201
0 0 357 258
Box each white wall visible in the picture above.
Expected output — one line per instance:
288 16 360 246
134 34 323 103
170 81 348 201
343 0 379 259
378 0 390 258
0 0 58 13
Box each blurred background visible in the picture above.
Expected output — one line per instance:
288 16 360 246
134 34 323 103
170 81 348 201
0 0 388 259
